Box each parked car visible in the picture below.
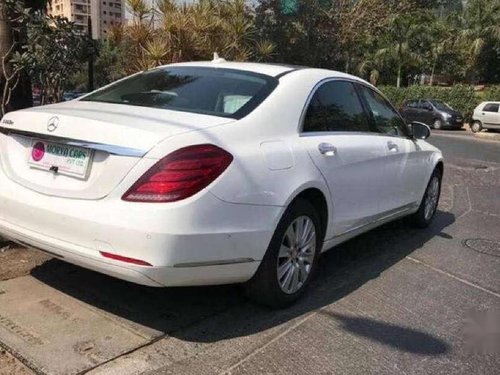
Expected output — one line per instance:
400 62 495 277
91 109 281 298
471 102 500 133
0 62 443 308
62 91 86 102
32 94 41 107
400 99 464 129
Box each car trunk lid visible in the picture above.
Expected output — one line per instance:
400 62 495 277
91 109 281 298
0 101 233 200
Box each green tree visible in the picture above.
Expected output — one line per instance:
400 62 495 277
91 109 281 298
373 12 431 87
255 0 333 67
454 0 500 82
108 0 274 78
11 14 91 105
0 0 48 115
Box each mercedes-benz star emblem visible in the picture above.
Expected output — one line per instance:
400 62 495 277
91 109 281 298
47 116 59 132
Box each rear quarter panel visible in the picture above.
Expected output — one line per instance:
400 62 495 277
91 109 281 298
143 69 335 236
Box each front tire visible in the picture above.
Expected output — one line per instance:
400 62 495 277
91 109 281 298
471 121 482 133
433 119 443 130
411 168 442 228
245 199 322 308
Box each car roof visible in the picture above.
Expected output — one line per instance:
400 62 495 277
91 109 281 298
161 61 367 82
164 61 301 78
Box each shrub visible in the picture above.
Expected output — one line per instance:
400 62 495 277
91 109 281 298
379 85 478 121
482 86 500 102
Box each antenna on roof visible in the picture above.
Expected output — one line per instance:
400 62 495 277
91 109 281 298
212 52 226 63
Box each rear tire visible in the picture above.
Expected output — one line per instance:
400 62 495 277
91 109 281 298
245 199 322 309
411 168 442 228
433 119 443 130
471 121 482 133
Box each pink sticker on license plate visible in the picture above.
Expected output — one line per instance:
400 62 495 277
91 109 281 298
28 139 93 178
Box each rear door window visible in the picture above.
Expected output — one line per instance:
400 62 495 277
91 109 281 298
483 103 500 113
303 81 370 133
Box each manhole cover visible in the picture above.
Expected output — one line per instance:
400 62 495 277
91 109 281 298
463 238 500 258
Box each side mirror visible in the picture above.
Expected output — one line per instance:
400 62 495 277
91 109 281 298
410 122 431 140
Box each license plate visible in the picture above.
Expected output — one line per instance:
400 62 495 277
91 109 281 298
456 118 462 122
28 139 93 178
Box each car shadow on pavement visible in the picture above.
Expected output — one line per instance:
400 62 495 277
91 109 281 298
321 311 449 355
30 210 454 356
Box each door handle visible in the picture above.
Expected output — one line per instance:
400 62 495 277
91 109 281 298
387 141 399 152
318 143 337 156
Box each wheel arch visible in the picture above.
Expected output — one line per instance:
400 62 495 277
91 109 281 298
435 160 444 177
287 187 329 241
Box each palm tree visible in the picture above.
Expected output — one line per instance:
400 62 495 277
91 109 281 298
455 0 500 79
427 19 455 85
373 14 424 87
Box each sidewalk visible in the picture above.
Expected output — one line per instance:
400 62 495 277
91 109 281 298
464 123 500 142
0 158 499 375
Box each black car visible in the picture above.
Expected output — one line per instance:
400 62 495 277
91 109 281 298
399 99 464 130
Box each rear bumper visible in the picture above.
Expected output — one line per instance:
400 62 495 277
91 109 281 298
0 173 281 286
0 219 261 287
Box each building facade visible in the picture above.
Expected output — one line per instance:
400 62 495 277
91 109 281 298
47 0 124 39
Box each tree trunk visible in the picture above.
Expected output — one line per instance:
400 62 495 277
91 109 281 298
0 1 33 113
396 42 402 88
344 55 350 73
0 2 12 77
396 63 401 88
430 61 437 86
0 3 11 61
0 2 12 115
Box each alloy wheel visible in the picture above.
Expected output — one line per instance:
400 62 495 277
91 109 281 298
424 176 440 220
277 216 316 294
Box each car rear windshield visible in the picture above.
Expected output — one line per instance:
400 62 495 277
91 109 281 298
81 67 279 119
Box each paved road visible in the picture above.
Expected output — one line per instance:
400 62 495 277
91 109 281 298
428 130 500 163
0 133 499 375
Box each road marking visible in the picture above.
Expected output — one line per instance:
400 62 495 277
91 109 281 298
406 256 500 299
457 186 472 219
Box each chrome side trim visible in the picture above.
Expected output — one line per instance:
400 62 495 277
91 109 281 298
336 202 418 238
173 258 256 268
0 126 147 157
321 203 419 253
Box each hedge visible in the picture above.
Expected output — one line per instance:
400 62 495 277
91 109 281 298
379 85 500 121
482 86 500 102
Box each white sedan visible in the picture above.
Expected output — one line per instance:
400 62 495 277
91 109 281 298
0 61 443 307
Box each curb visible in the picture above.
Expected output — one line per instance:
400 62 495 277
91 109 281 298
464 124 500 142
473 131 500 142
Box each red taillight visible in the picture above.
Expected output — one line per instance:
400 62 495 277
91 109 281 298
122 144 233 203
100 251 152 266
